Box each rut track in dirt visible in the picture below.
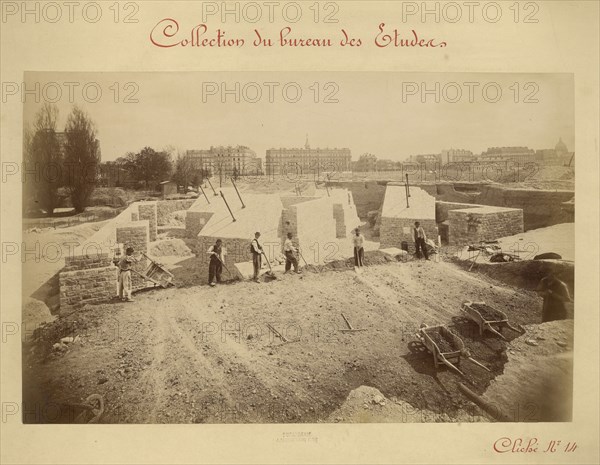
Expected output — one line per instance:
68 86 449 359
24 260 543 423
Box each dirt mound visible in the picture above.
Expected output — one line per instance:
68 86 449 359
327 385 488 423
149 238 192 257
23 298 56 334
302 250 399 273
452 257 574 294
482 320 573 421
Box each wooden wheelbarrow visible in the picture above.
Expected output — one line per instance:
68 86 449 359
416 324 490 377
461 301 524 340
130 252 175 289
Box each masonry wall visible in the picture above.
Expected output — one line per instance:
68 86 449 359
186 211 215 237
59 252 116 313
435 201 479 223
115 221 149 291
333 204 346 238
157 199 196 225
195 236 280 283
474 185 573 230
62 251 113 272
59 265 118 313
138 202 158 241
448 208 524 245
328 181 387 218
380 218 438 249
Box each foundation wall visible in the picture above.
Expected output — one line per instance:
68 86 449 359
156 199 196 225
115 221 150 291
195 236 282 283
138 202 158 241
186 211 215 237
435 201 480 223
474 185 574 230
380 218 438 249
59 265 118 313
448 207 524 245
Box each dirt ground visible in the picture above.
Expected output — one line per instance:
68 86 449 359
23 257 562 424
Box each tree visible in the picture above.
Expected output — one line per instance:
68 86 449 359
123 147 173 189
232 165 240 181
29 103 62 216
172 152 194 190
63 106 100 213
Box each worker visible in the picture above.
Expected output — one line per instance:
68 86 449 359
352 227 365 268
283 232 301 274
118 246 139 302
413 221 429 260
251 232 263 283
535 272 573 322
207 239 226 286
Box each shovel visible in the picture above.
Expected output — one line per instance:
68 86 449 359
212 253 232 277
261 251 277 279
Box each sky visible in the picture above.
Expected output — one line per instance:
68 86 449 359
23 71 574 162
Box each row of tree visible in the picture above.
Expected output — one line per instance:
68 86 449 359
24 103 100 215
24 103 262 217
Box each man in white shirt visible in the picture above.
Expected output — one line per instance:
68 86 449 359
283 232 301 274
251 232 263 282
413 221 429 260
207 239 226 286
118 246 139 302
352 228 365 267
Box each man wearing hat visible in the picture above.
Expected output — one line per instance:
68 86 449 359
283 232 301 274
251 232 263 283
535 272 573 322
118 246 139 302
207 239 226 286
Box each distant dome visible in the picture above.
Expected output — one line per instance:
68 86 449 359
555 137 568 153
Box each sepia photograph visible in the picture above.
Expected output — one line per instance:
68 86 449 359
19 71 576 424
1 1 598 464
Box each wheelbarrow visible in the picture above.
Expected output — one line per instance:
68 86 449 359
416 324 490 377
130 252 175 289
461 301 524 340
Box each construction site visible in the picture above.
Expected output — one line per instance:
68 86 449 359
22 174 575 424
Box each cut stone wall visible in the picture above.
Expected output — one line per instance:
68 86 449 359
59 265 117 313
380 218 438 249
448 206 524 245
115 221 149 291
62 251 113 272
435 201 479 223
186 211 215 237
474 185 574 230
328 189 361 238
138 202 158 241
379 186 437 249
157 199 196 225
327 181 387 218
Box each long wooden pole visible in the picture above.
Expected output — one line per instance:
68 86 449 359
207 178 218 196
230 177 245 208
220 190 236 222
199 185 210 204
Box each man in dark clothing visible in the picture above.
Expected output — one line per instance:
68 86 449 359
207 239 225 286
413 221 429 260
536 272 573 322
251 232 263 283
